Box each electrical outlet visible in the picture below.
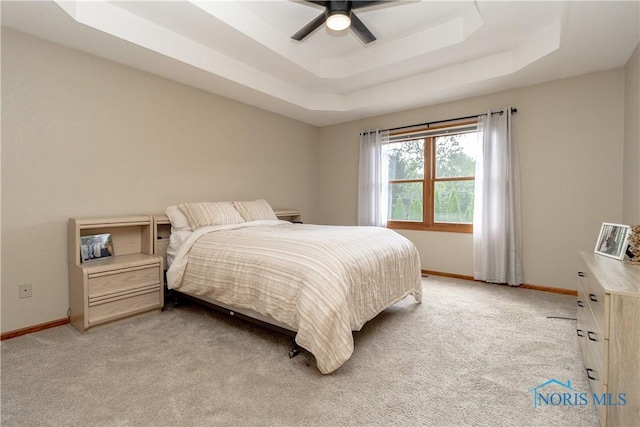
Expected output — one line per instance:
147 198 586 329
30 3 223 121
19 283 32 299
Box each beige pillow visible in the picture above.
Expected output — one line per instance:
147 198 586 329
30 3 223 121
178 201 245 230
233 199 278 221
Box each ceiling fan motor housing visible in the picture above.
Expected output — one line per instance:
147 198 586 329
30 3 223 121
326 0 352 16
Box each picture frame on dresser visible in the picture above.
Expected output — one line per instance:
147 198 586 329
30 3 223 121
594 222 631 260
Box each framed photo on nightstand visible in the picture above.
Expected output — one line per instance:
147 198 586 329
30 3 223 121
80 233 114 263
594 222 631 260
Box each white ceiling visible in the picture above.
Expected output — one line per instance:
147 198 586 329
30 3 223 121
2 1 639 126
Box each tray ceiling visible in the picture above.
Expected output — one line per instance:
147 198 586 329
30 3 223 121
2 1 639 126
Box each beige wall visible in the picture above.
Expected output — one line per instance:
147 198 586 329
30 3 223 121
1 27 635 333
623 43 640 225
318 68 627 291
1 29 319 333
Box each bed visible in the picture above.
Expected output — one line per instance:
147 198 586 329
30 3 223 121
165 200 422 374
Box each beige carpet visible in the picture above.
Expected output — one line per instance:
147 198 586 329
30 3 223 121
1 276 599 426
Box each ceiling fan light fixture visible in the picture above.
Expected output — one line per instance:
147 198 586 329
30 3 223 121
326 11 351 31
291 1 378 44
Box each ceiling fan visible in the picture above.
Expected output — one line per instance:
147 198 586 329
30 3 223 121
291 1 386 45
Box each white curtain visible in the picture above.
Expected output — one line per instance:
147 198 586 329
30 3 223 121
473 108 523 286
358 129 389 226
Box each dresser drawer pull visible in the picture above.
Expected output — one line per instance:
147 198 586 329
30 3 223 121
577 329 584 337
577 300 584 307
589 293 598 302
578 272 585 277
587 331 597 341
586 368 596 381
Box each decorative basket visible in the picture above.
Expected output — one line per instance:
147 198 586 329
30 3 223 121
627 224 640 265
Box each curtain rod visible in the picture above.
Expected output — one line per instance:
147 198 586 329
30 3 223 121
362 107 518 135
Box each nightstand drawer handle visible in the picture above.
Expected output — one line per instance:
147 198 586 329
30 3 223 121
588 331 597 342
586 368 596 381
578 272 585 277
577 329 584 337
589 294 598 302
577 300 584 307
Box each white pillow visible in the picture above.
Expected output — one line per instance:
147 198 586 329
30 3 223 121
233 199 278 221
166 230 192 267
178 201 245 230
166 205 191 232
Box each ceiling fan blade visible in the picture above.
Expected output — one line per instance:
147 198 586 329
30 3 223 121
350 1 386 10
291 12 327 41
350 12 376 44
305 0 329 6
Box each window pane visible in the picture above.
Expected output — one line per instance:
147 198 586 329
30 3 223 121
388 182 423 221
384 139 424 180
434 180 474 223
435 133 477 178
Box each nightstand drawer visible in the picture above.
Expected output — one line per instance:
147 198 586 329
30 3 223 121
88 289 161 325
88 265 160 298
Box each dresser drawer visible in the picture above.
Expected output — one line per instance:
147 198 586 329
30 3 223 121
580 269 610 339
579 266 609 387
587 369 608 427
88 265 160 299
88 289 161 325
585 307 609 385
576 286 588 358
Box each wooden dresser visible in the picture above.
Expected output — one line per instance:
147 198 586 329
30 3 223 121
68 216 164 332
576 252 639 426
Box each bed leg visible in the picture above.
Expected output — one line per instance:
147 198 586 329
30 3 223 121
288 339 301 358
173 293 182 308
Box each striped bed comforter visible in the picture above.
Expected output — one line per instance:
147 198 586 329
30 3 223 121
166 220 422 374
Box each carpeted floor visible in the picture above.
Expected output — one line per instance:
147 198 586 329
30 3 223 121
1 276 599 426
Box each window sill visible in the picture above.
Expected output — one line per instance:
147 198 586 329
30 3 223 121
386 221 472 234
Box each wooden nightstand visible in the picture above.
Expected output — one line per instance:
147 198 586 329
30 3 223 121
274 209 302 223
152 214 171 271
68 216 164 332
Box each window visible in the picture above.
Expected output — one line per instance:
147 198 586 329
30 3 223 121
384 121 478 233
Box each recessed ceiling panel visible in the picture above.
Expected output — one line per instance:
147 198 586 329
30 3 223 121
2 0 638 126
